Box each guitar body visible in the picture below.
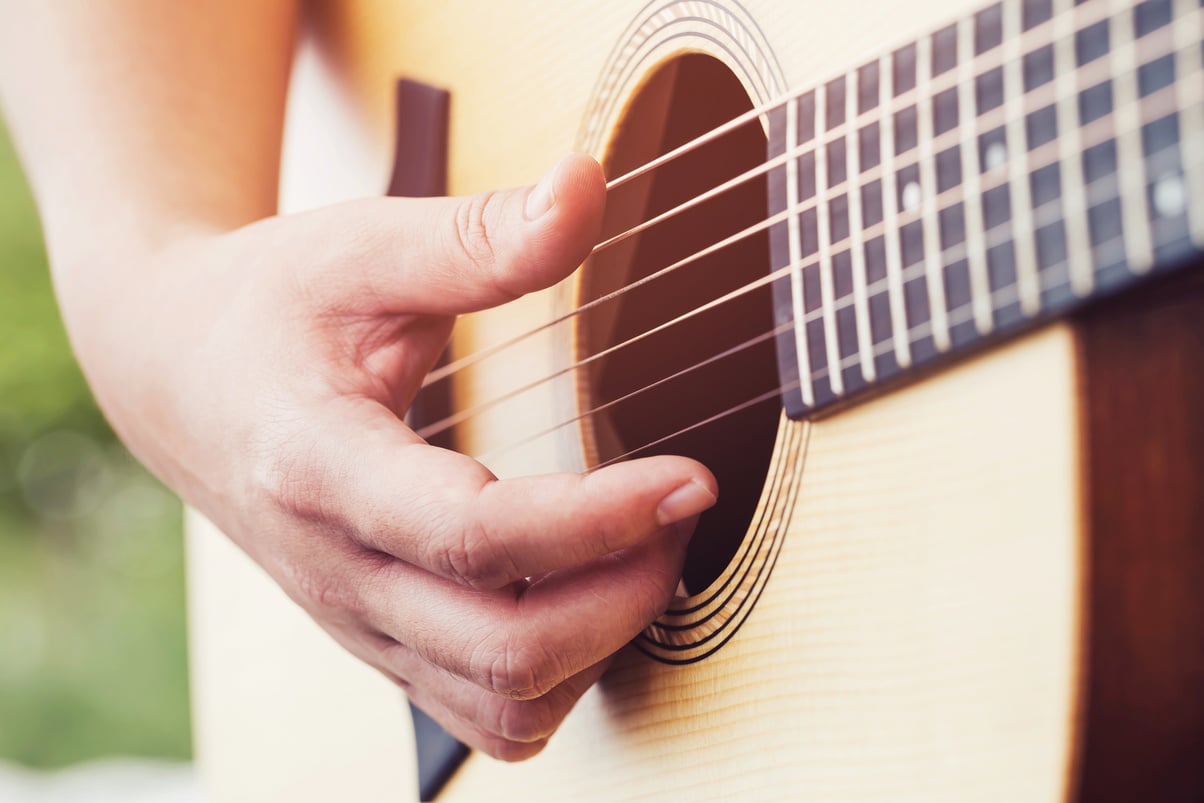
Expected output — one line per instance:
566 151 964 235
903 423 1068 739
187 0 1204 800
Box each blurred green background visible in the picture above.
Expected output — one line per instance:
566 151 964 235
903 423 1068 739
0 119 191 767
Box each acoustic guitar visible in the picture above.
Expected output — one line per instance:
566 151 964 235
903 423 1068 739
186 0 1204 800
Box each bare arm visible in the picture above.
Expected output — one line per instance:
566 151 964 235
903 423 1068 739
0 1 293 245
0 1 716 760
0 0 294 481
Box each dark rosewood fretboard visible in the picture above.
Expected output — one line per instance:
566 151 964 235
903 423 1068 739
767 0 1204 418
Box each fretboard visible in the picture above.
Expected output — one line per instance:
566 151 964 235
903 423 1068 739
766 0 1204 419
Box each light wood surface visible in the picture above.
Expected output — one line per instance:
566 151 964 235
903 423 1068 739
183 0 1192 799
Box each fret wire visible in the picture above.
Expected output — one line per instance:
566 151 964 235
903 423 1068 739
817 130 1202 382
957 14 995 335
844 66 878 382
1054 0 1096 296
846 50 1198 246
915 33 954 352
588 176 1147 463
1175 0 1204 247
812 82 846 395
812 97 1202 373
601 3 1197 294
1111 0 1156 272
784 96 816 407
846 72 1200 272
799 0 1118 147
880 48 913 369
601 0 1117 201
426 1 1177 392
823 210 1155 379
812 18 1186 207
477 117 1202 460
607 9 1196 275
792 60 1149 246
817 157 1111 338
1003 0 1042 315
595 16 1173 275
429 4 1204 435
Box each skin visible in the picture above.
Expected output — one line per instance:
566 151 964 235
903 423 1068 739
0 2 717 761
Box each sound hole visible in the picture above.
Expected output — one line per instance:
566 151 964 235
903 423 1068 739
578 54 779 593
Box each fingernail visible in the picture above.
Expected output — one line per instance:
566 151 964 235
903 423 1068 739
523 162 559 220
656 480 717 527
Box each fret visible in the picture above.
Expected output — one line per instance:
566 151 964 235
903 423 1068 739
1174 0 1204 246
881 47 914 369
957 16 996 334
1054 0 1097 296
1111 0 1157 272
1003 0 1044 315
767 0 1204 424
915 38 954 353
783 96 816 408
845 64 878 384
813 81 847 396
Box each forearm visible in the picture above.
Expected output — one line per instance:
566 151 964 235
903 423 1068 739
0 1 297 488
0 1 296 271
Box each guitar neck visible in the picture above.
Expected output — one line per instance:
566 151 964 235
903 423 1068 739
767 0 1204 418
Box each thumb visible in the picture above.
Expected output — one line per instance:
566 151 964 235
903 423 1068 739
289 153 606 316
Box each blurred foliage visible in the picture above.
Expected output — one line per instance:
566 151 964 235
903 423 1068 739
0 120 191 767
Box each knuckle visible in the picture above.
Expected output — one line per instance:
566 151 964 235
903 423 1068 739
437 518 515 590
452 191 528 302
452 191 501 274
286 562 362 616
472 631 564 699
439 518 493 588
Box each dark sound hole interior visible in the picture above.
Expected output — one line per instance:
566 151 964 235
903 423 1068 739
579 54 780 592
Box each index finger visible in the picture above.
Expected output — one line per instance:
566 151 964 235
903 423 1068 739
317 400 717 589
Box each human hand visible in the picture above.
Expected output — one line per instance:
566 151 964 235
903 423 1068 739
65 153 717 760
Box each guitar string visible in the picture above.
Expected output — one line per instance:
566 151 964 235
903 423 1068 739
457 139 1194 471
464 130 1203 465
422 3 1061 388
414 82 1203 442
462 156 1200 469
421 0 1187 390
473 321 794 465
581 206 1183 473
601 0 1120 196
426 88 1202 445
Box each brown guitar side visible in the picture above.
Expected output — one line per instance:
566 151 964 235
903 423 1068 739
1076 271 1204 803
